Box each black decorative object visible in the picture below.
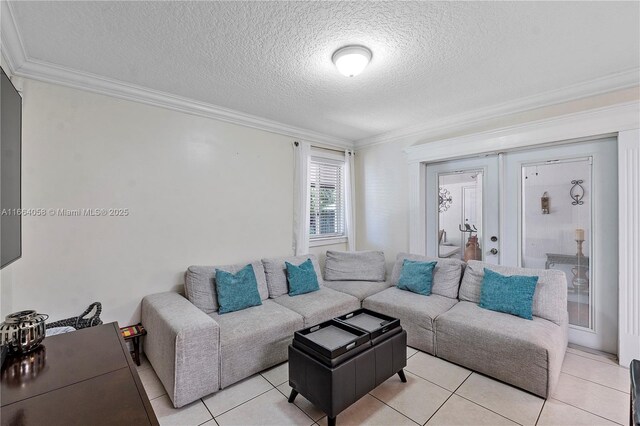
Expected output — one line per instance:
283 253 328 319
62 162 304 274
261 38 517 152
439 187 452 212
570 180 585 205
46 302 102 330
458 223 477 234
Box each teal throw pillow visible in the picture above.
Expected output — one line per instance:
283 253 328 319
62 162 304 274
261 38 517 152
397 259 437 296
479 268 539 320
285 258 320 296
215 264 262 314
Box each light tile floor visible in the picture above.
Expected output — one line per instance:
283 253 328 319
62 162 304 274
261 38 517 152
138 344 630 426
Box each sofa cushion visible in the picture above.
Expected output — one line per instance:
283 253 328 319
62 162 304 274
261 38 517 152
324 250 386 282
363 287 458 354
322 280 392 301
397 260 437 296
391 253 464 299
215 264 263 314
286 259 320 296
185 261 269 314
459 260 567 325
272 287 360 327
434 301 568 398
210 300 304 388
262 255 323 298
479 268 539 320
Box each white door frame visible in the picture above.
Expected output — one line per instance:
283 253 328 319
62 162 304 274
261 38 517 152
405 101 640 366
425 157 500 264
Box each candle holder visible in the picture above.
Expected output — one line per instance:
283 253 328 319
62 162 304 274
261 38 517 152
571 239 589 293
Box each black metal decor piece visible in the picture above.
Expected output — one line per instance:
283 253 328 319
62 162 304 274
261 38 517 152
439 187 453 212
46 302 103 330
570 180 585 205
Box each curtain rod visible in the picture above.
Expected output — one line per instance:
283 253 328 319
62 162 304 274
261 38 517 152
294 141 353 154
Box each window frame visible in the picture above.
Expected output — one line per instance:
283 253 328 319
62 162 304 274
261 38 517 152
308 149 347 247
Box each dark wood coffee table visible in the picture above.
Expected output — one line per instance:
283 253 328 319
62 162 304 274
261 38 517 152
1 322 158 426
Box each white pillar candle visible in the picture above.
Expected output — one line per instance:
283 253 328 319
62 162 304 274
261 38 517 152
575 228 585 240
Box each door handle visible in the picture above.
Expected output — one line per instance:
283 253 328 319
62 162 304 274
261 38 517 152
490 248 498 255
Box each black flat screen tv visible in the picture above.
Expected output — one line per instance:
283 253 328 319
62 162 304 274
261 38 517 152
1 67 22 268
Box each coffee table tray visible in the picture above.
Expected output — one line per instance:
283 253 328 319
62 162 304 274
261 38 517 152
293 320 369 360
335 308 400 341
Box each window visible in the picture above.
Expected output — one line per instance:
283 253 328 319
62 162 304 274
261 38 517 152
309 154 345 239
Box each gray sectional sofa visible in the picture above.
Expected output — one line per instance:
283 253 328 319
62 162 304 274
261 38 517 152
141 250 568 409
367 254 568 398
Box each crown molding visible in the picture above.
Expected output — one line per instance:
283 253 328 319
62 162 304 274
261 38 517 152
18 59 354 148
404 101 640 163
356 68 640 149
0 2 352 150
0 1 27 76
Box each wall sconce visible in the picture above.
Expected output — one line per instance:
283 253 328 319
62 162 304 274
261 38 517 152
570 180 585 205
541 192 550 214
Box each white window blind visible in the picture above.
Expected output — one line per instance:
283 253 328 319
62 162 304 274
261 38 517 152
309 156 345 238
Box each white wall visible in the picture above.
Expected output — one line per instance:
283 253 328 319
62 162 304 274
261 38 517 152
354 138 412 271
0 78 344 325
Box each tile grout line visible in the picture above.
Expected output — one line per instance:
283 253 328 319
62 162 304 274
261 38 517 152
149 392 168 401
450 374 529 426
420 389 456 425
273 384 331 425
406 348 420 360
534 399 546 426
210 386 276 419
548 394 628 425
268 370 323 424
367 392 421 426
226 381 316 426
289 392 319 426
260 375 289 388
566 350 620 367
200 395 216 424
548 397 626 426
421 370 474 426
403 364 468 394
452 393 526 426
559 371 629 394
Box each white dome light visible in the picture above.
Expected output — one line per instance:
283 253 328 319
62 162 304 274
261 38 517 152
332 45 372 77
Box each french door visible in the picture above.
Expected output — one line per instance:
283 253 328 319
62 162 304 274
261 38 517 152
426 138 618 353
426 156 500 264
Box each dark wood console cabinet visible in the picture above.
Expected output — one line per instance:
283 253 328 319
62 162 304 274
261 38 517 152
1 322 158 426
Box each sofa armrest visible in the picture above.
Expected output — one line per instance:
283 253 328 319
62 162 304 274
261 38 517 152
142 292 220 408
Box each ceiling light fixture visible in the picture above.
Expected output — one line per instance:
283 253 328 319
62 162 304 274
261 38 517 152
332 45 372 77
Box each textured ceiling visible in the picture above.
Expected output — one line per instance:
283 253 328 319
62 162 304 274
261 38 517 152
8 1 640 141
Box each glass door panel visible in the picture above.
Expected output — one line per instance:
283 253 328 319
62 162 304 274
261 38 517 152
521 159 592 329
438 171 484 261
426 156 499 263
503 138 618 353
